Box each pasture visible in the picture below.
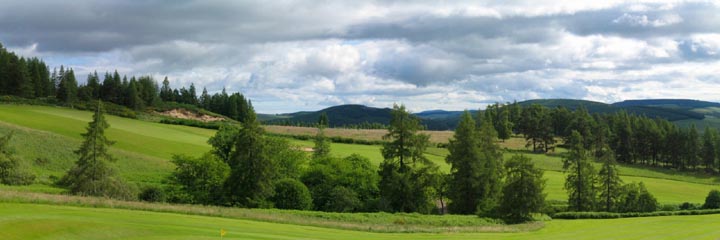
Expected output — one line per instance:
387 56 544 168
0 202 719 239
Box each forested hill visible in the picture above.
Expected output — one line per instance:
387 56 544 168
262 99 720 130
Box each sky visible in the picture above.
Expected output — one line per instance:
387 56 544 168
1 0 720 113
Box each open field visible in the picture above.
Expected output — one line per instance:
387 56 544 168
1 202 719 239
1 104 719 205
264 125 455 144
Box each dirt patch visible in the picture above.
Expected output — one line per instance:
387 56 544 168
158 109 225 122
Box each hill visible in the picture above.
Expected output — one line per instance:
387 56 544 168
261 99 720 131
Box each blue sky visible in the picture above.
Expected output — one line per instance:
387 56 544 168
2 0 720 113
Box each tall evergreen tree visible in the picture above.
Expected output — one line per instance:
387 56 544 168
563 130 598 211
498 154 545 223
313 112 331 159
59 101 130 199
224 105 275 207
476 113 505 215
56 69 78 104
160 77 173 101
598 150 622 212
701 127 717 173
378 104 437 213
446 111 483 214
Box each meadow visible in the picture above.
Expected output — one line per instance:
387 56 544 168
1 202 719 239
1 104 718 204
1 104 720 239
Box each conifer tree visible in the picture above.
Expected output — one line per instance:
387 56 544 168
224 105 275 207
59 101 130 199
446 111 482 214
598 150 622 212
378 104 437 213
564 130 598 211
499 154 545 223
313 112 331 159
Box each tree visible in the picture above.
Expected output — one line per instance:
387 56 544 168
446 111 483 214
563 130 597 211
598 150 622 212
378 104 437 213
207 124 239 163
703 190 720 209
56 68 78 104
224 106 275 207
313 113 331 159
701 127 717 173
166 153 230 204
58 101 131 199
0 132 35 185
498 155 545 224
302 154 378 212
618 182 657 213
271 178 313 210
476 113 505 215
160 77 173 101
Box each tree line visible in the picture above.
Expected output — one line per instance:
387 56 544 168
484 102 720 173
0 43 253 122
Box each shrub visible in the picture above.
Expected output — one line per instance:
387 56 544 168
703 190 720 209
139 186 166 202
324 186 362 212
166 154 229 205
271 178 313 210
680 202 700 210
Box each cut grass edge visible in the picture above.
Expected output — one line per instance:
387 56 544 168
0 190 543 234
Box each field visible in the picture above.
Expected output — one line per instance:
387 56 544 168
1 104 720 238
1 104 719 204
1 202 719 239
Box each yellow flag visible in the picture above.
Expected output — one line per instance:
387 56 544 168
220 228 227 237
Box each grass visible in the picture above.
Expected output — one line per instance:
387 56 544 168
0 190 534 234
1 104 718 204
1 201 720 239
264 125 454 144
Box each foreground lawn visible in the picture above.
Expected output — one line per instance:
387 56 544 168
0 202 719 239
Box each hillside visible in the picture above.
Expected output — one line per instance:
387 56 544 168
1 104 719 204
261 99 720 130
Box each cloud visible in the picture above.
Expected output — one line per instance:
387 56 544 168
1 0 719 113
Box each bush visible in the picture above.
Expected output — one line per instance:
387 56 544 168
703 190 720 209
139 186 166 202
271 178 313 210
553 209 720 219
324 186 362 212
680 202 701 210
166 154 229 205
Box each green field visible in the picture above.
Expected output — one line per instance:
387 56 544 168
1 104 718 204
1 202 719 239
2 104 720 238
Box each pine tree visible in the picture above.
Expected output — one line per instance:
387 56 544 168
701 127 717 173
498 154 545 223
446 111 482 214
59 101 130 199
56 69 78 104
598 150 622 212
313 112 331 159
564 130 598 211
379 104 437 213
224 105 275 207
476 113 504 215
160 77 173 101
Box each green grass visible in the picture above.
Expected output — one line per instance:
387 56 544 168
1 202 720 239
1 104 718 204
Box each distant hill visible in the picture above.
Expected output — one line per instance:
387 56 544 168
261 99 720 130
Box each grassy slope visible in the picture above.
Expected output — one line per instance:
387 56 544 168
1 203 719 240
1 104 718 204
